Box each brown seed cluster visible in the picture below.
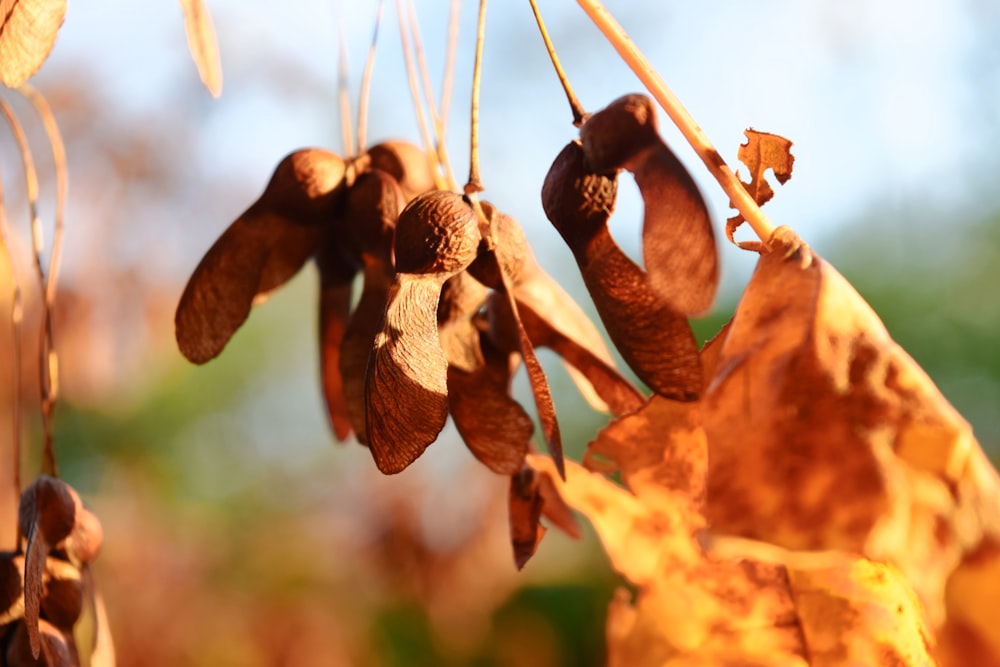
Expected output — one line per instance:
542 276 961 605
175 92 719 567
1 476 110 666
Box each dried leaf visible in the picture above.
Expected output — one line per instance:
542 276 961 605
542 141 702 400
365 191 480 473
79 565 115 667
726 129 794 246
704 226 1000 651
580 94 719 315
530 448 938 667
0 0 66 87
176 149 346 363
178 0 223 97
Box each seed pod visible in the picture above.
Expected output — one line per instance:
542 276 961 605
0 552 24 626
448 336 532 476
336 170 407 444
508 462 581 570
365 191 480 474
542 141 702 400
176 148 346 364
60 506 103 567
5 618 75 666
437 272 489 374
18 477 78 661
367 141 436 201
580 93 718 316
40 559 83 633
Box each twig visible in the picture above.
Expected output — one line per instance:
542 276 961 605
575 0 776 246
528 0 586 126
439 0 461 134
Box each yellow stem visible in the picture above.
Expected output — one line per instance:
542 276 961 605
575 0 776 246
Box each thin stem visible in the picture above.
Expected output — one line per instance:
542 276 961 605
575 0 776 246
20 86 67 333
0 152 24 516
464 0 488 197
395 0 443 190
357 0 385 155
528 0 586 126
404 0 457 190
0 98 58 477
439 0 461 133
337 34 355 158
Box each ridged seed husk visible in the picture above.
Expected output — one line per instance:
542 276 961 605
580 94 718 316
367 141 436 201
542 141 702 400
393 191 479 276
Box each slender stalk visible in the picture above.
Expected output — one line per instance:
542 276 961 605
357 0 385 154
0 98 57 476
464 0 488 198
404 0 457 190
575 0 776 246
439 0 461 133
0 155 24 518
527 0 586 126
395 0 441 189
337 35 355 158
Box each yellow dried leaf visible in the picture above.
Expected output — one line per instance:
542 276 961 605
703 226 1000 660
530 451 937 667
726 129 794 247
0 0 67 87
178 0 223 97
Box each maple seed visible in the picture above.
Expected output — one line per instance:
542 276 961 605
580 93 718 316
175 148 347 364
542 141 702 400
364 191 480 474
367 141 436 201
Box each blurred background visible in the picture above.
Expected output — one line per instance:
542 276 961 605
0 0 998 664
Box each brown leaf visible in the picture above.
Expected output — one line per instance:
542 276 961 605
726 129 794 246
0 0 66 87
365 191 480 473
580 93 719 316
703 226 1000 650
79 565 115 667
178 0 223 97
542 141 702 400
176 149 346 364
